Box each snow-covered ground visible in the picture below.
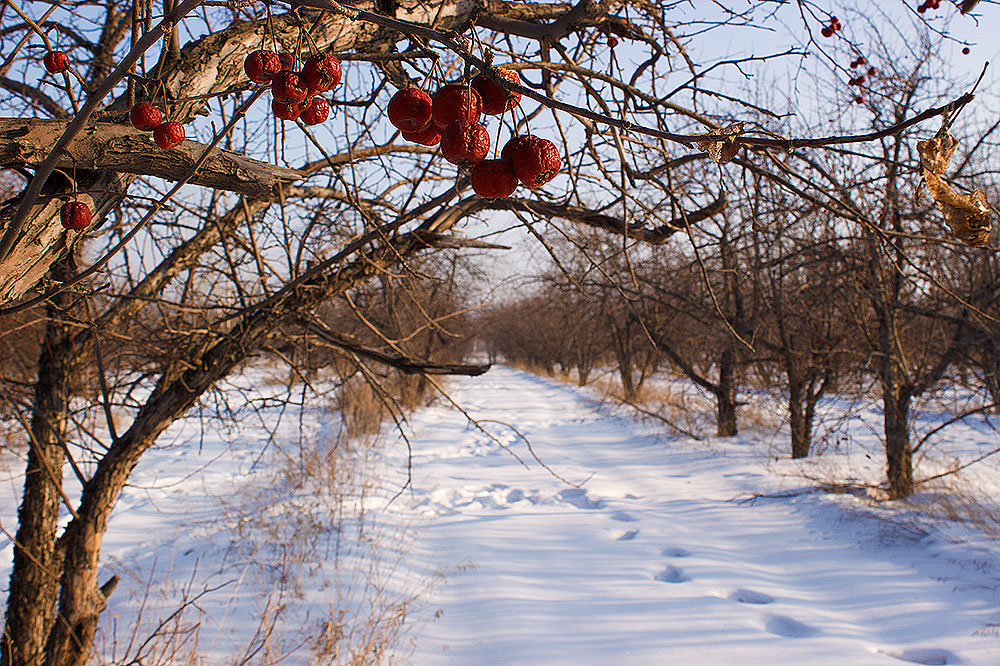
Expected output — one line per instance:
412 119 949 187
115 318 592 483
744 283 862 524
2 366 999 664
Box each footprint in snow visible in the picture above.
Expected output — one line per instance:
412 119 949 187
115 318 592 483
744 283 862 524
557 488 604 510
609 511 638 522
661 547 690 558
610 528 639 541
654 566 690 583
727 588 775 605
763 614 818 638
878 648 959 665
505 488 525 503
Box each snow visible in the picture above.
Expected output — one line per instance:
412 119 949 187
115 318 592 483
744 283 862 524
2 366 1000 664
400 369 1000 665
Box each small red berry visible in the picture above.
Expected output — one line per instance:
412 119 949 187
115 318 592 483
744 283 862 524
401 124 442 146
130 102 163 131
867 67 876 77
503 135 561 187
299 97 330 126
471 158 518 199
60 201 91 230
856 75 866 85
854 95 864 104
917 5 927 13
963 47 971 55
608 36 620 48
821 27 833 38
432 84 482 128
857 56 866 65
43 51 69 74
153 121 185 149
440 121 490 167
302 53 342 93
388 88 433 131
272 99 307 121
244 50 281 84
472 67 522 116
272 70 309 105
850 60 858 69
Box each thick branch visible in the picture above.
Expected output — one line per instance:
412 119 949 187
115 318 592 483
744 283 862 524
305 322 490 375
0 119 304 200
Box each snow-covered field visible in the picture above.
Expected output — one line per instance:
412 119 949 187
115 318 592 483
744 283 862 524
2 366 999 664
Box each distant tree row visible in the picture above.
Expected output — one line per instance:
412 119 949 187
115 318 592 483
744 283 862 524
478 90 1000 499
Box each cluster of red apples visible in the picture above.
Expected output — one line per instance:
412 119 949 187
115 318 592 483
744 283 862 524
43 45 557 230
243 49 342 124
387 67 561 199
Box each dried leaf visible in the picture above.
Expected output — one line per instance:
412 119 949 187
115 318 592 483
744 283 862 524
698 122 746 164
924 171 993 247
916 132 957 175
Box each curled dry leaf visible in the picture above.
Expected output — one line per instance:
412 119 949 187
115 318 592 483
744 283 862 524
698 122 746 164
916 132 957 175
917 131 993 247
924 171 992 247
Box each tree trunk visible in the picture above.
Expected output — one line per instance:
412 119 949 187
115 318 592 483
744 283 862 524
576 348 591 386
2 262 74 666
788 376 810 459
884 381 914 499
611 322 637 400
715 348 738 437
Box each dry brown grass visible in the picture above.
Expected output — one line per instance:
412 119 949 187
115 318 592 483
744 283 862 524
335 371 435 440
910 476 1000 543
97 377 437 665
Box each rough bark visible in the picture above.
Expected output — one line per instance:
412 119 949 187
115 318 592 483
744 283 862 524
575 346 592 386
2 195 270 664
884 379 914 500
0 119 305 200
1 260 74 666
785 356 830 459
715 347 738 437
612 319 638 400
788 377 810 459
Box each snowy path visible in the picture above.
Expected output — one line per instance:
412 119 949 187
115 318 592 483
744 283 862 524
4 366 998 664
398 368 1000 665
